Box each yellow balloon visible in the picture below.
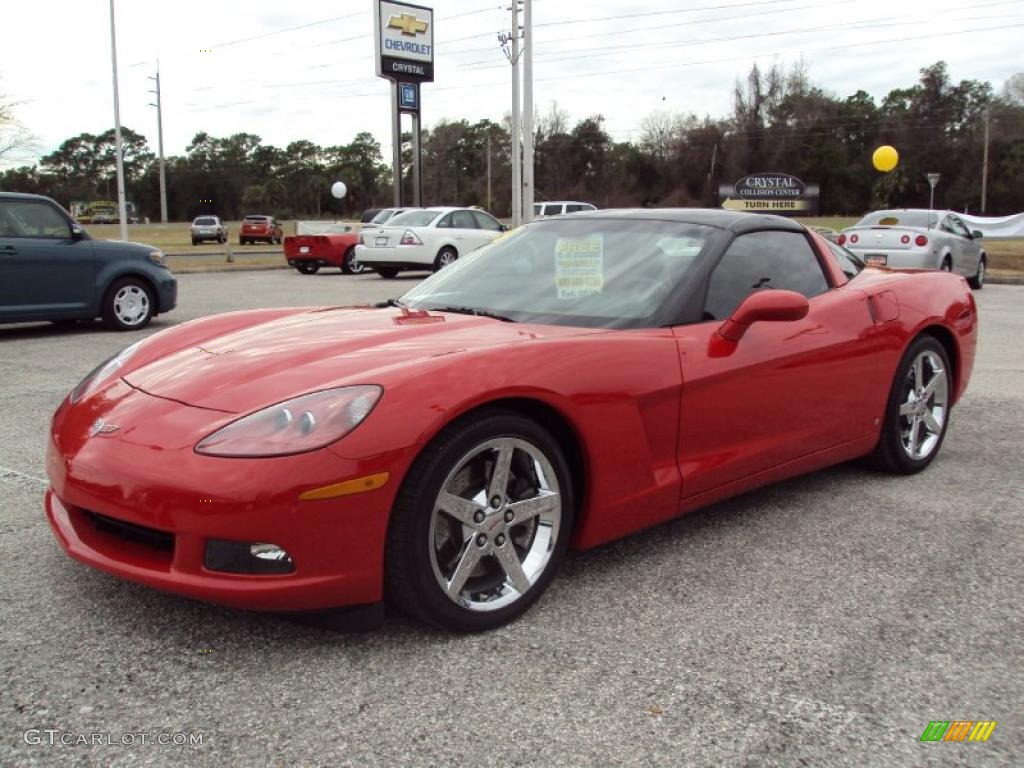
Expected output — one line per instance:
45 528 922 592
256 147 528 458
873 145 899 173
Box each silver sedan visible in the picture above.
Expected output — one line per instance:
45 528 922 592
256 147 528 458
839 209 986 289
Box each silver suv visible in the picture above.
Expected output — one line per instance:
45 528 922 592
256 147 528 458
190 215 227 245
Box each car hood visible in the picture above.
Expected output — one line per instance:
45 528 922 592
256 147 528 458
123 307 595 413
93 239 159 256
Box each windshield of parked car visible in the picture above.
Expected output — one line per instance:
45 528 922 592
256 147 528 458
388 210 443 228
244 216 269 222
855 211 938 229
401 218 716 329
370 209 396 224
194 217 217 225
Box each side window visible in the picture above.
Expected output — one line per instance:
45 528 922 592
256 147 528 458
472 211 502 231
451 210 476 229
704 232 830 321
947 216 971 238
437 213 456 228
533 204 542 216
543 204 563 217
2 201 72 239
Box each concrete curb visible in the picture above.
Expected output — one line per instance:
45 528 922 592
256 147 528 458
171 264 291 275
165 249 282 257
988 274 1024 285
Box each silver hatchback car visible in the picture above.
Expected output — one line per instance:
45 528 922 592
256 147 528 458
839 209 986 289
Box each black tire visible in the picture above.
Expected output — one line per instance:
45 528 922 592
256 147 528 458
239 238 248 246
940 256 953 272
869 334 953 474
219 234 226 244
433 246 458 272
385 409 575 632
295 263 320 275
968 255 986 290
375 267 400 279
101 277 155 331
340 247 365 275
191 238 198 246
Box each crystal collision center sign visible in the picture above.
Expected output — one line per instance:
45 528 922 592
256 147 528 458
719 173 819 214
375 0 434 82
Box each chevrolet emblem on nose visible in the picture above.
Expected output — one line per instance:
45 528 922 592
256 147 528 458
89 419 120 438
388 12 428 36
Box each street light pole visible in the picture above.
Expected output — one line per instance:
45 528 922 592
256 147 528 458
108 0 128 241
148 60 168 223
981 108 991 213
510 1 521 228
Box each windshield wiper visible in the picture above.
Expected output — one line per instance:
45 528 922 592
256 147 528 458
431 305 516 323
376 298 407 308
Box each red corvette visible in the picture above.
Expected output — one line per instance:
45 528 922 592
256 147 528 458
45 210 977 632
284 231 364 275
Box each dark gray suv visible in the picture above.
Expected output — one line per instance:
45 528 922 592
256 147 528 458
0 193 177 330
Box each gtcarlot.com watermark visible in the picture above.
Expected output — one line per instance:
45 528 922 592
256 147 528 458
24 729 206 747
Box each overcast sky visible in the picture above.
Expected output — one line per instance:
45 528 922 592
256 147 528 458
2 0 1021 166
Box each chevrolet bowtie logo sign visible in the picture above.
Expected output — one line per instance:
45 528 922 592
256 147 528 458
388 13 428 36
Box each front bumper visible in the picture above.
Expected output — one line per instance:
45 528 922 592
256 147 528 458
156 272 177 313
44 383 396 612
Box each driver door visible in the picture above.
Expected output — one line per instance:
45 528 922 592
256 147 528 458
673 231 878 498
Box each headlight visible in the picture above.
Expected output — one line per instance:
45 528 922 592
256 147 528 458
148 250 166 266
194 385 382 458
70 341 142 403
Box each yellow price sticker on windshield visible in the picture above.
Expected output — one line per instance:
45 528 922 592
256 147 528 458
555 235 604 298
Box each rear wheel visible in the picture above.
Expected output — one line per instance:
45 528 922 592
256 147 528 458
869 335 952 474
295 263 320 275
191 237 198 246
101 277 154 331
968 255 986 290
385 410 573 632
434 246 458 271
341 247 365 275
375 267 400 279
239 238 248 246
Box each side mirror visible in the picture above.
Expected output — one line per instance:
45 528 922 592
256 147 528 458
718 289 809 342
971 230 983 240
499 224 509 232
71 225 85 241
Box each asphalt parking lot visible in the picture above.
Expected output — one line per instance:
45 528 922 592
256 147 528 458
1 271 1021 767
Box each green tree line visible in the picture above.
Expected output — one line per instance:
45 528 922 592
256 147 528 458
2 61 1022 219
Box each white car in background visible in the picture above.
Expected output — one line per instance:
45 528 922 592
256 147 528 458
533 201 597 219
839 209 987 289
361 206 420 232
355 206 507 278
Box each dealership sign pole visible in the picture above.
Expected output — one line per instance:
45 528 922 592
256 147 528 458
374 1 434 207
108 0 128 241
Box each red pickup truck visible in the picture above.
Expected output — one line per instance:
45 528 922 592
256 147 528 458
284 231 364 274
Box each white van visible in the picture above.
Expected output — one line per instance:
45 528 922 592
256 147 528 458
532 201 597 219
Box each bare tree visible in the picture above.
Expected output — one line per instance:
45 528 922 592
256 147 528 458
1003 72 1024 106
0 83 36 167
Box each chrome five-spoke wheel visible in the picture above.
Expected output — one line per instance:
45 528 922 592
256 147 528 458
871 335 952 474
385 410 574 631
898 349 948 461
430 437 561 612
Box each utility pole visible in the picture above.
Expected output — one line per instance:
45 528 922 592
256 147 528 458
522 0 534 223
981 108 991 213
500 3 523 227
486 133 492 212
148 60 168 223
108 0 128 241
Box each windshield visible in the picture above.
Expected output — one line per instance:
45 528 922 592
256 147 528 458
389 210 441 228
244 216 268 222
194 217 217 225
855 211 938 229
401 218 716 329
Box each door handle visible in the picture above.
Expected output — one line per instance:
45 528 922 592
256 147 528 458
0 245 17 255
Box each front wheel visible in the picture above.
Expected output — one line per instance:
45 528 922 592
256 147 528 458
385 410 574 632
295 263 320 275
968 255 986 290
940 256 953 273
869 335 952 474
101 277 154 331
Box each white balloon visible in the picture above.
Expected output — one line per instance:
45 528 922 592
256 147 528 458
331 181 347 199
